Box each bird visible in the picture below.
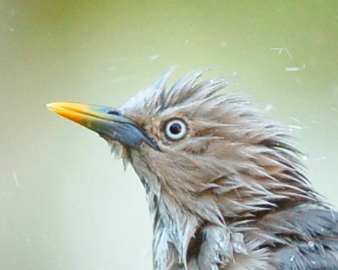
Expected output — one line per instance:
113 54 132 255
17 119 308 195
47 68 338 270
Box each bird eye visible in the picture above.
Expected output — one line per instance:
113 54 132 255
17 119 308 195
164 119 187 140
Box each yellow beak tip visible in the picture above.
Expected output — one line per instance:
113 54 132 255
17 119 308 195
46 101 90 125
46 102 62 112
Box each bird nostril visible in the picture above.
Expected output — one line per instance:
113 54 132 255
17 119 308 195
107 110 121 116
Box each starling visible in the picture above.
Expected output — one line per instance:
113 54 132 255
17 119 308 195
47 69 338 270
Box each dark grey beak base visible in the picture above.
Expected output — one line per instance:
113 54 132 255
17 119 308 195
97 113 160 151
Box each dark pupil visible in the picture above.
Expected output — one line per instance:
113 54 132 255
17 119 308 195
169 123 182 134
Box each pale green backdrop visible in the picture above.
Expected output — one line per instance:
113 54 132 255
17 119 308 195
1 1 338 269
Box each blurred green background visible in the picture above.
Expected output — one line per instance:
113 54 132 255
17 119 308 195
1 1 338 269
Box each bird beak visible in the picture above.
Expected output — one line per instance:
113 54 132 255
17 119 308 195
46 101 159 150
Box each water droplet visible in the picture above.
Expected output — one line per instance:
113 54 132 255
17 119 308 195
289 125 302 131
232 232 248 254
308 241 314 248
150 54 159 61
313 156 327 161
289 116 300 123
290 255 295 262
285 64 306 72
264 104 273 111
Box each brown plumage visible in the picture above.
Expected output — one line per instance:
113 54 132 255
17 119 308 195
47 69 338 270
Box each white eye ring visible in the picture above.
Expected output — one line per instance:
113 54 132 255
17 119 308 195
164 119 187 140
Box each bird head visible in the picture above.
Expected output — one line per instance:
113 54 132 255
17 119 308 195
47 68 316 226
48 69 321 268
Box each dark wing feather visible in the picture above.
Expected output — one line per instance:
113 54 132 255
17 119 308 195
264 205 338 270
